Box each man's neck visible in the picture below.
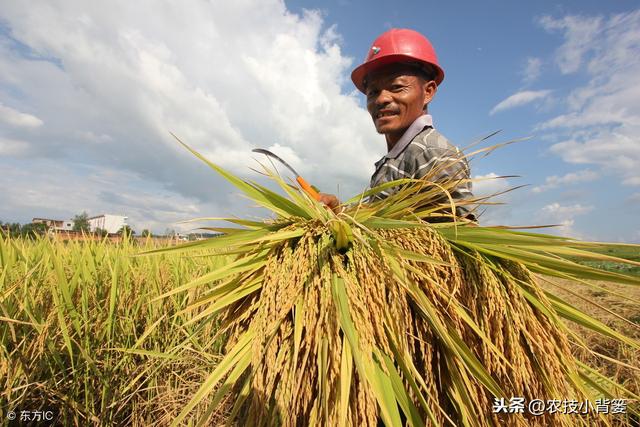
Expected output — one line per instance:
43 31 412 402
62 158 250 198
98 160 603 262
385 132 404 151
384 113 431 153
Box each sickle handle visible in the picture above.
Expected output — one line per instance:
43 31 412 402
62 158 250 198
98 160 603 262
296 176 321 201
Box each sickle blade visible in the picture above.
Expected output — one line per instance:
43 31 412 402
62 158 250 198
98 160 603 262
251 148 322 201
252 148 301 177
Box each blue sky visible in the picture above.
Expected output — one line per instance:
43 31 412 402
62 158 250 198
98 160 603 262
0 1 639 241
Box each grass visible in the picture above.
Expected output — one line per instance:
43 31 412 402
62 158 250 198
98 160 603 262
572 246 640 277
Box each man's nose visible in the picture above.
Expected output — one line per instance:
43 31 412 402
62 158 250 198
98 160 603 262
374 89 393 106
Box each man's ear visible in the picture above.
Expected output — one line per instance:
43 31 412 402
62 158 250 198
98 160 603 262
422 80 437 109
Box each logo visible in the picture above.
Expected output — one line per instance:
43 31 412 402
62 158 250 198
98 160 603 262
371 46 381 55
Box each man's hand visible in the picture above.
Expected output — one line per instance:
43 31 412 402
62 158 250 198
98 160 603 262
318 193 340 211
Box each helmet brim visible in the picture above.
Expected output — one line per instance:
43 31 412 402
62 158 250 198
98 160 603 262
350 54 445 94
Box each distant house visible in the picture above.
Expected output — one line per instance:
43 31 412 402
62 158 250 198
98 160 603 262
88 214 128 234
32 218 73 231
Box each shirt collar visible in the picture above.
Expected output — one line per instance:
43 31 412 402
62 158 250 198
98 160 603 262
386 114 433 159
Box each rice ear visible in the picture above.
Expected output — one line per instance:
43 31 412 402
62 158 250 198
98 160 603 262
170 141 640 426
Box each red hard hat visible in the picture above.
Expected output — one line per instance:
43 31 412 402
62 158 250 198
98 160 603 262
351 28 445 93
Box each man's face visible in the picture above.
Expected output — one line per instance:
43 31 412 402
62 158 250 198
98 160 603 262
365 64 436 143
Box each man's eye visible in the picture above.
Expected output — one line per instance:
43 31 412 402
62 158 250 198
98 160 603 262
391 85 404 91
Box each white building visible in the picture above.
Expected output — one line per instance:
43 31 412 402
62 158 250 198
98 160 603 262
88 214 128 234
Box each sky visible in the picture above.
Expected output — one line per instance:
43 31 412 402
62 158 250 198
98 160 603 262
0 0 639 241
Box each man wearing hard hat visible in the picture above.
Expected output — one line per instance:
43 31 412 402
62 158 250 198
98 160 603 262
320 28 474 220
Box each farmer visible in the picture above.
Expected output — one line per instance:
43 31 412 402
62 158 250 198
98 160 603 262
320 28 475 221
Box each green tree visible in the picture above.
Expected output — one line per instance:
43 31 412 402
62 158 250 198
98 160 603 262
141 229 152 237
72 212 91 233
4 222 22 238
118 225 135 238
20 223 47 238
94 228 109 237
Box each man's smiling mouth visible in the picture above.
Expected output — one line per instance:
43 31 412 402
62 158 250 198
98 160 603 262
376 110 398 118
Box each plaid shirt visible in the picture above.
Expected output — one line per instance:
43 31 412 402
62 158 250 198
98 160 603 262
369 115 474 218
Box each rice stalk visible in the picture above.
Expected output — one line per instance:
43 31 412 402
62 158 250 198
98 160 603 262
150 138 640 426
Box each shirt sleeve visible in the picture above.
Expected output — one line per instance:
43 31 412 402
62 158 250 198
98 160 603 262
410 145 475 219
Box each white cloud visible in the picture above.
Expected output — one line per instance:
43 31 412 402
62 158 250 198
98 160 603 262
75 130 113 144
472 172 511 197
546 126 640 187
624 177 640 186
469 172 517 225
538 15 603 74
489 90 552 115
531 169 598 193
0 158 237 234
0 103 43 128
540 202 593 217
537 202 593 238
0 1 382 228
0 137 30 156
522 57 542 84
537 10 640 188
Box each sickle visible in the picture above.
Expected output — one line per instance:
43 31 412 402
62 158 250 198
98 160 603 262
252 148 321 201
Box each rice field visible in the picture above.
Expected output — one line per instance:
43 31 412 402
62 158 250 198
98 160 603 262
0 236 232 425
1 234 638 426
2 150 640 426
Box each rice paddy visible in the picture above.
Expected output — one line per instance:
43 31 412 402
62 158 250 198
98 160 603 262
0 236 231 425
2 143 640 426
2 233 639 426
1 232 639 425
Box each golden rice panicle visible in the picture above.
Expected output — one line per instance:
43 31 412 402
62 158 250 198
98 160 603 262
366 227 603 426
244 235 314 424
454 256 589 426
162 142 640 426
219 221 623 426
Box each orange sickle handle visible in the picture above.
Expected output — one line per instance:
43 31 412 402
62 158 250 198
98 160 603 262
296 176 321 201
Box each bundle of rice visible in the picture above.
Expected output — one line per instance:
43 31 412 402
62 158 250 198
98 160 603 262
152 140 640 427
